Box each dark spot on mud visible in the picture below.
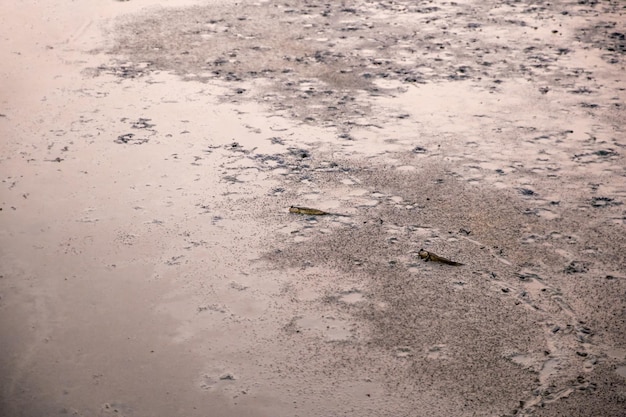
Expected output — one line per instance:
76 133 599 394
591 197 622 207
593 149 618 157
519 188 536 196
564 261 589 274
114 133 149 145
131 118 155 129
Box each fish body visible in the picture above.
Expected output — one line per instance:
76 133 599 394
418 249 464 266
289 206 352 217
289 206 329 215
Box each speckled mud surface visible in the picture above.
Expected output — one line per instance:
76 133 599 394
1 0 625 416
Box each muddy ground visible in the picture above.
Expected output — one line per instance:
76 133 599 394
1 0 625 416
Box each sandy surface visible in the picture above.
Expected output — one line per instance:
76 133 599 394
1 0 625 416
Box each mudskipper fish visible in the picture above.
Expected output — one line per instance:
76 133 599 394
418 249 464 266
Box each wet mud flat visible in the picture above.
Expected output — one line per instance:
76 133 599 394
1 0 625 416
104 0 625 414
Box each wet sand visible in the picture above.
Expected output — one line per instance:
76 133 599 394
1 1 625 416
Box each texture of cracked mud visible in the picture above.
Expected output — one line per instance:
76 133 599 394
1 0 625 416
